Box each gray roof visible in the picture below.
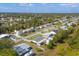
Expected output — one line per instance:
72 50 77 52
33 36 44 42
13 43 31 56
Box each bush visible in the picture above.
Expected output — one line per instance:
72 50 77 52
47 40 55 49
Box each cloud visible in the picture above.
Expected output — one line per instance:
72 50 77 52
60 3 78 8
0 7 12 10
19 3 33 7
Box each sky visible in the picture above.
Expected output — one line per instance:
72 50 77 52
0 3 79 13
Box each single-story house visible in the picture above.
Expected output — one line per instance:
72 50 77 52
67 22 73 26
0 34 10 39
10 35 16 42
60 26 68 30
23 27 33 33
45 37 53 45
14 27 33 36
14 30 23 36
43 31 56 45
43 31 56 37
23 29 31 33
13 43 33 56
32 36 46 46
63 18 67 22
46 23 52 26
36 23 52 29
37 25 43 29
52 29 58 33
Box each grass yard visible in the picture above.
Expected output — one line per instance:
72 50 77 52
20 32 35 37
0 48 16 56
27 34 43 40
0 38 17 56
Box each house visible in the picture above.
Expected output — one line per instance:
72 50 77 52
63 18 67 22
0 34 10 39
52 30 58 33
14 30 23 36
10 35 16 42
43 31 56 37
14 28 32 36
37 26 43 29
45 37 53 45
60 26 68 30
46 23 52 26
23 29 31 33
32 36 46 46
62 17 67 22
13 43 33 56
67 22 73 26
23 27 33 33
14 30 20 36
43 31 56 45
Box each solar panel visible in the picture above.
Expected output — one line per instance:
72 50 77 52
13 43 31 56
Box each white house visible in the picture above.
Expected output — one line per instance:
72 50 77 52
14 30 23 37
45 37 53 45
0 34 10 39
60 26 68 30
10 35 16 42
14 30 20 36
67 22 73 26
43 31 56 37
43 31 56 45
23 27 33 33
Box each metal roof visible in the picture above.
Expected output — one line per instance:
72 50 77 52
13 43 31 56
33 36 44 42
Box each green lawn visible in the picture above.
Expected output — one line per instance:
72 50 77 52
0 48 16 56
0 38 17 56
27 34 43 40
20 31 37 37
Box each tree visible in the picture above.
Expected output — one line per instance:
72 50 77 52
53 30 67 44
0 38 16 56
47 40 55 49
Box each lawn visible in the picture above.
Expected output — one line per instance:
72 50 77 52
0 48 16 56
0 38 17 56
20 32 34 37
27 34 43 40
